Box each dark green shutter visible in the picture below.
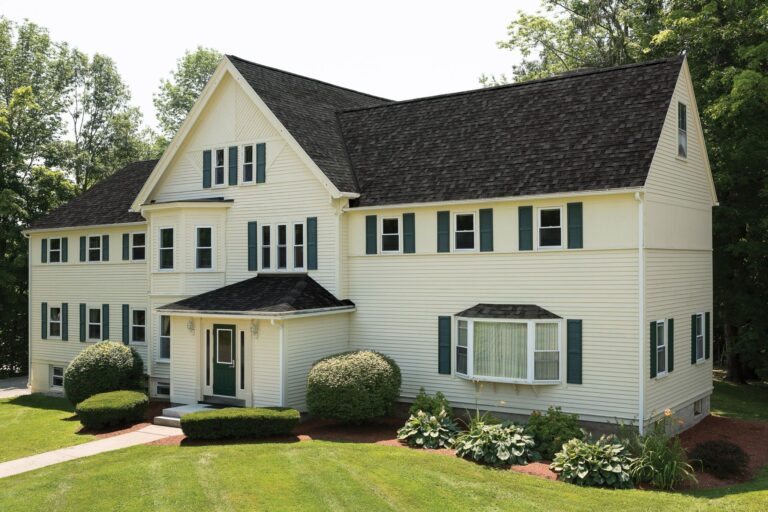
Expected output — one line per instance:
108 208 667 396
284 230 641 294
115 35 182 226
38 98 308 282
62 303 68 341
122 233 130 260
247 221 258 271
41 239 47 263
567 202 583 249
203 150 212 188
102 235 109 261
307 217 318 270
650 321 657 378
519 206 533 251
80 236 86 262
256 143 266 183
102 304 109 340
41 302 48 339
668 318 674 372
438 316 451 374
62 237 68 262
228 146 238 185
437 211 450 253
403 213 415 254
705 312 711 359
691 314 697 364
479 208 494 252
365 215 377 255
566 319 582 384
122 304 130 345
79 304 86 342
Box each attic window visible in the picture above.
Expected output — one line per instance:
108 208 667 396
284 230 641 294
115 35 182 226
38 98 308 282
678 103 687 158
214 149 225 185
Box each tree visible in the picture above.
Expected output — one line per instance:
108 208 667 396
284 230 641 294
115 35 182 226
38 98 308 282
153 46 221 142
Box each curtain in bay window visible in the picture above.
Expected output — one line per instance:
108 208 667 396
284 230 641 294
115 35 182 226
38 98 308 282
534 323 559 380
474 322 527 379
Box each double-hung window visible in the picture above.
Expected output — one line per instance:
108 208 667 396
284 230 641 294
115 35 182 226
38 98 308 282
243 145 254 183
214 148 225 186
678 103 687 158
261 225 271 269
131 233 146 261
159 228 174 270
455 318 561 384
48 305 62 338
277 224 287 269
656 320 667 375
454 213 475 251
293 223 305 269
88 235 102 262
88 307 102 341
49 238 62 263
694 313 705 362
159 315 171 360
196 227 213 270
131 309 146 343
51 366 64 388
538 208 562 248
381 218 400 253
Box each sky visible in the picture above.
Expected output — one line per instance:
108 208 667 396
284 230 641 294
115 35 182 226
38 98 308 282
0 0 543 130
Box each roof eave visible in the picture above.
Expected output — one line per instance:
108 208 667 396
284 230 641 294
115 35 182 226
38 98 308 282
155 305 356 320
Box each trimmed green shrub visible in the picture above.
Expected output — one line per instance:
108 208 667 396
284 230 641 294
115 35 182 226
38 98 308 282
306 350 401 423
397 409 458 449
64 341 144 404
525 406 584 460
181 407 300 440
455 419 537 467
689 440 749 479
550 437 633 489
409 387 453 418
75 390 148 430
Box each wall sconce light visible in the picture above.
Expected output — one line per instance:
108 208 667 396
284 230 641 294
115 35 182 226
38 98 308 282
186 319 195 333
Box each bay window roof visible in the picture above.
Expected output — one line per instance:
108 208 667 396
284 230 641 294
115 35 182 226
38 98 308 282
456 304 560 320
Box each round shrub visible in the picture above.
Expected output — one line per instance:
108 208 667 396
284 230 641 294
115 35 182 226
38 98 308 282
181 407 300 440
689 440 749 479
64 341 144 404
306 350 401 423
525 406 584 460
550 437 633 489
397 409 458 449
75 390 148 430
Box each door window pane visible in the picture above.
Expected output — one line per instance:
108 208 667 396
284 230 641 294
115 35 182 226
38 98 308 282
217 330 233 364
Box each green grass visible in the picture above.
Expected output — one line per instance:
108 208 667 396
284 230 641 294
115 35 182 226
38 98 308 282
711 380 768 421
0 394 94 462
0 441 764 511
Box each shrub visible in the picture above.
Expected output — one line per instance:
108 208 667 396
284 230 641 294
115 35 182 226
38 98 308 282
409 387 453 418
525 406 584 460
75 390 148 430
181 407 300 440
550 437 633 489
64 341 144 404
306 350 401 423
454 419 537 467
397 409 458 449
689 440 749 479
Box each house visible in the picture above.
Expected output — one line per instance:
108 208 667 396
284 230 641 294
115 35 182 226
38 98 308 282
24 54 716 432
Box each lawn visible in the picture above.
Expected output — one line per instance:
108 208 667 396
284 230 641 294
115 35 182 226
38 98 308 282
0 394 94 462
711 380 768 422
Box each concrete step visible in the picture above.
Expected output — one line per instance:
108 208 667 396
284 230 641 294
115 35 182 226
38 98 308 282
153 415 181 428
162 403 216 418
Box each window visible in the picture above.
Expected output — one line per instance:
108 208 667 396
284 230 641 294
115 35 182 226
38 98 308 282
381 218 400 253
454 213 475 250
261 225 271 269
214 148 225 185
159 228 174 270
131 233 146 261
678 102 687 158
538 208 562 248
243 145 254 183
131 309 146 343
694 313 705 362
88 307 102 341
51 366 64 388
196 227 213 270
293 223 304 269
159 315 171 360
88 235 102 262
48 306 62 338
656 320 667 375
156 382 170 396
455 319 561 384
694 398 703 416
48 238 62 263
277 224 287 269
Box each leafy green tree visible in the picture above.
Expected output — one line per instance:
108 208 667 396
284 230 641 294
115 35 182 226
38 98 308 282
153 46 221 141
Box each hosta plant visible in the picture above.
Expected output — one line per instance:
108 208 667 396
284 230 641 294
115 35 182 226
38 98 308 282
550 437 633 489
454 420 537 467
397 409 458 449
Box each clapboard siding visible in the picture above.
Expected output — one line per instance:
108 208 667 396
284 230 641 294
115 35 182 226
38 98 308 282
252 320 282 407
170 316 200 404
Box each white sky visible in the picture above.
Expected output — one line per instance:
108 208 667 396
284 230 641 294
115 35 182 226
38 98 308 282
0 0 543 130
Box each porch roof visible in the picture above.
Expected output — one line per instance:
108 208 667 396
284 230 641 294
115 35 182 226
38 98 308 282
455 304 561 320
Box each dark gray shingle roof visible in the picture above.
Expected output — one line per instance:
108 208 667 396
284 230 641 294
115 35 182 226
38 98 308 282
158 274 353 314
456 304 561 320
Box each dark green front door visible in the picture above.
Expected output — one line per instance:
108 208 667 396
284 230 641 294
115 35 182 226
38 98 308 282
213 324 236 396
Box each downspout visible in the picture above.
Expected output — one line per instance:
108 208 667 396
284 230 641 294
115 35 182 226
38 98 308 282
635 192 645 435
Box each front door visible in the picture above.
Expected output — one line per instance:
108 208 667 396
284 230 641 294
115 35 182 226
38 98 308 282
213 324 236 396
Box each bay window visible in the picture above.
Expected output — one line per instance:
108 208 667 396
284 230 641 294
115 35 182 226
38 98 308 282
196 227 213 270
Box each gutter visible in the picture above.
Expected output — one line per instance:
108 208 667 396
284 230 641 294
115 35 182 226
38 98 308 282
635 191 645 434
22 221 147 236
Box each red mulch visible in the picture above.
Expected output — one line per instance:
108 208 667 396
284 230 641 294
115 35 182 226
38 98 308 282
679 415 768 489
78 400 170 439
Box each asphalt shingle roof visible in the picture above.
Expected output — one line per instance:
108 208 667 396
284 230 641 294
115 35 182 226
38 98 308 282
456 304 561 320
158 274 354 314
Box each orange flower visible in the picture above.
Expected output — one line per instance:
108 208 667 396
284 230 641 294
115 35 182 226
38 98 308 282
664 408 673 417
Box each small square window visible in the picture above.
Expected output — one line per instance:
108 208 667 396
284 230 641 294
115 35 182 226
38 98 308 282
214 149 225 185
454 213 475 250
51 366 64 388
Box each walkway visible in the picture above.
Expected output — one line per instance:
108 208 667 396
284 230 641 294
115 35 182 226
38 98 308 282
0 376 30 399
0 424 182 479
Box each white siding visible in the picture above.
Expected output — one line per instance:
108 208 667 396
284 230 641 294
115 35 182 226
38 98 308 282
169 316 200 404
252 320 282 407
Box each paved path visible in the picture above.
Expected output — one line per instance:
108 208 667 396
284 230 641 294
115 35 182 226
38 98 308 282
0 424 182 479
0 376 30 399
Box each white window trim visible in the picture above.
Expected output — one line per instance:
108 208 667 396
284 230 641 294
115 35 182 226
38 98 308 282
48 237 63 264
157 314 171 362
276 223 288 270
695 312 705 363
260 224 272 271
292 221 306 270
158 226 174 272
48 303 63 340
454 317 563 385
656 319 668 378
213 147 227 187
537 206 563 250
380 216 402 254
452 211 478 252
50 366 65 389
130 307 147 344
241 144 255 184
195 225 215 272
130 232 146 262
155 381 171 396
215 327 234 364
87 234 103 262
87 306 102 342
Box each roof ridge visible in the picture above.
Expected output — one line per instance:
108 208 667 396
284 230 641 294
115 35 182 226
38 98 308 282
226 54 392 102
338 56 684 115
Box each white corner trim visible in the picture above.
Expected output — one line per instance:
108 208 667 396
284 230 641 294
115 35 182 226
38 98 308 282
635 191 645 435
